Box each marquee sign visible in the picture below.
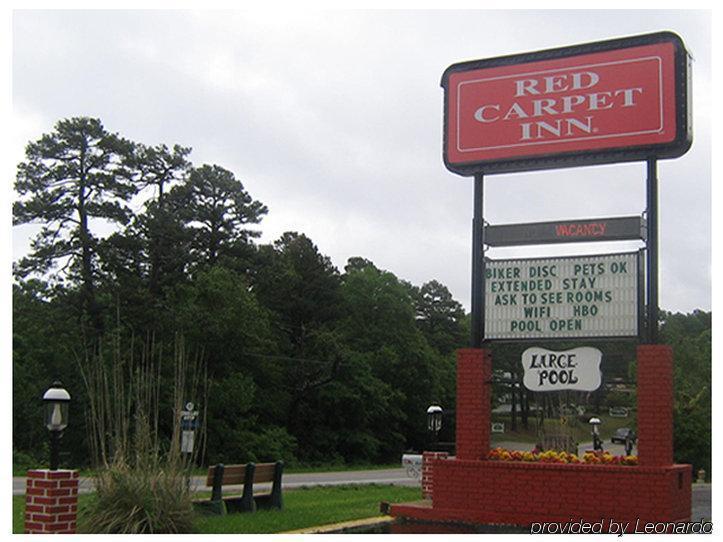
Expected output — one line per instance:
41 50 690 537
521 346 602 392
485 252 640 340
441 32 691 175
485 216 645 247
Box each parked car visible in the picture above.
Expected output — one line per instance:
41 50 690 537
611 427 636 444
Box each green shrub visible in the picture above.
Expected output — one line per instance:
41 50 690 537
13 448 44 474
79 459 194 534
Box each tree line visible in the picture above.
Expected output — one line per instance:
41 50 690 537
13 117 709 476
13 117 466 468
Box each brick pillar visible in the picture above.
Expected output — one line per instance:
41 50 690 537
455 348 492 460
636 344 674 466
24 470 79 534
421 451 448 499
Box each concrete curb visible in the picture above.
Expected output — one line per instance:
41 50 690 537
280 515 395 534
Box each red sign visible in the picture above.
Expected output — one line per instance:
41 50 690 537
442 32 691 175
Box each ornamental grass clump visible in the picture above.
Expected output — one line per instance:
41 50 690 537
84 455 195 534
78 333 206 533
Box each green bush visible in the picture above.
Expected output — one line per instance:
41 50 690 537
79 460 194 534
13 449 43 473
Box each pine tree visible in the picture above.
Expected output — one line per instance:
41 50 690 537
14 117 136 334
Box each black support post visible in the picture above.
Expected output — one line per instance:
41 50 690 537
49 431 60 471
211 463 225 502
270 461 284 509
646 158 659 343
471 173 485 348
241 463 257 512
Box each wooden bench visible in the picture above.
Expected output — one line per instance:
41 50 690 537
194 461 284 515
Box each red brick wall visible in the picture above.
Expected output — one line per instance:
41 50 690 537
399 459 691 528
24 470 79 534
637 344 674 466
421 451 449 499
455 348 491 460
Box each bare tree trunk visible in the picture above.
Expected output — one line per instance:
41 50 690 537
77 140 103 337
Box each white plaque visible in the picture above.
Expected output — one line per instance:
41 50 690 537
521 346 602 392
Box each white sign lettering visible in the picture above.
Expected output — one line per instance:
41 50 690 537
522 346 602 392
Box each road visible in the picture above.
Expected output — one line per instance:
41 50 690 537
12 467 417 496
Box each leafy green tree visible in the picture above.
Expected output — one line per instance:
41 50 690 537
660 310 711 479
340 261 418 354
340 260 453 453
296 355 406 463
129 143 192 296
12 281 90 467
254 232 342 350
165 266 290 462
14 117 136 334
252 233 345 451
411 280 466 355
131 144 191 207
95 231 150 331
97 206 190 333
171 266 277 377
169 164 267 269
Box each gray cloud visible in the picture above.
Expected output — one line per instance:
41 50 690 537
12 9 711 312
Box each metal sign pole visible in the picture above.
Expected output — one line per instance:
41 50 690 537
646 158 659 343
471 173 485 347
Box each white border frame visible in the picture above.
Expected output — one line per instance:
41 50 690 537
453 56 665 154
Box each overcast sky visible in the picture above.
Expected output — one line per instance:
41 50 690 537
11 9 712 314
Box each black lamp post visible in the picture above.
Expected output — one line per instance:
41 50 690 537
588 417 602 452
43 381 70 470
427 405 443 449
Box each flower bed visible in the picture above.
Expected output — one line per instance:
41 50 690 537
486 447 638 466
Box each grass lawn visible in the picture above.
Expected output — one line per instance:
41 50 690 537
14 484 420 534
194 484 419 534
13 495 25 533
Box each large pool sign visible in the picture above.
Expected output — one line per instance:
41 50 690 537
441 32 691 175
521 346 603 392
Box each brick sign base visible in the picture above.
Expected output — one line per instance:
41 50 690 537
394 460 691 528
390 345 692 529
24 469 79 534
422 451 449 499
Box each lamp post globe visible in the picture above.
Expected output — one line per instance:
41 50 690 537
588 417 601 433
43 381 70 470
588 416 602 452
427 405 443 434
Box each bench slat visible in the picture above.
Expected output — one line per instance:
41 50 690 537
253 464 276 483
205 464 244 486
205 463 278 486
